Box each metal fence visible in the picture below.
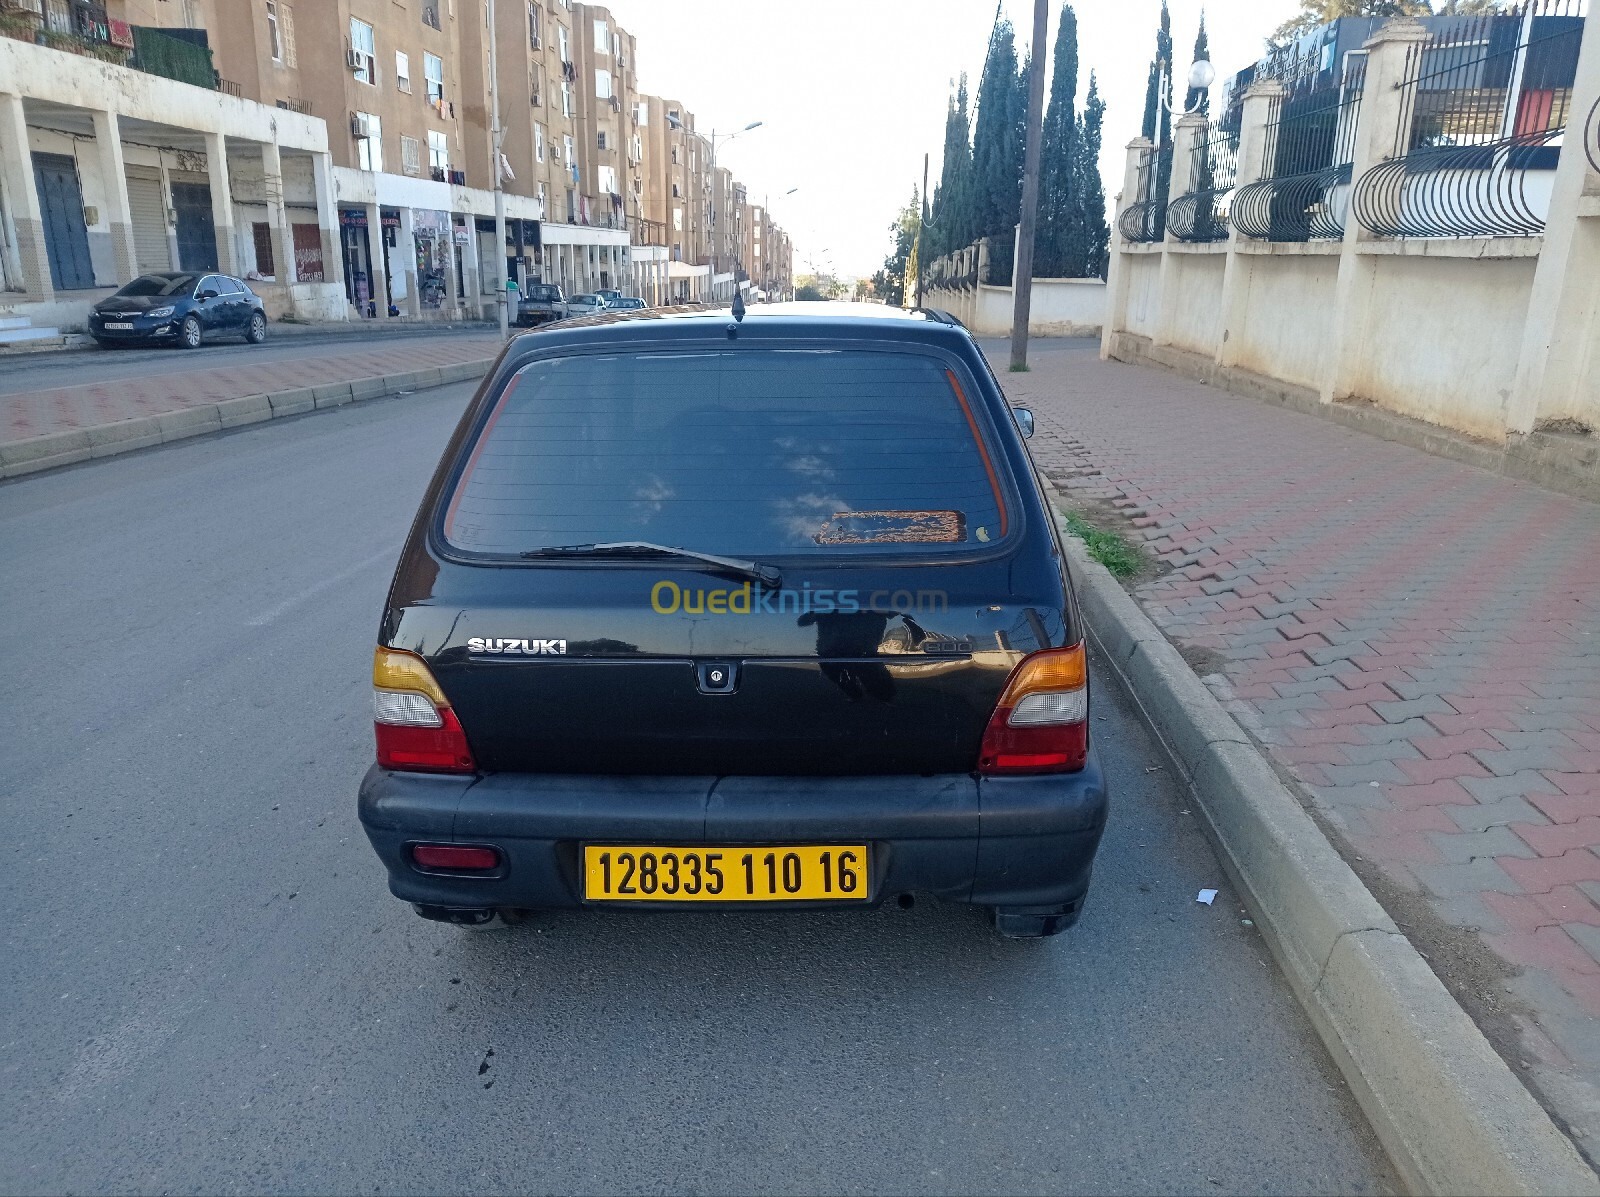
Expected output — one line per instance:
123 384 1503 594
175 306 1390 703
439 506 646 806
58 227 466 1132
1354 1 1588 237
1233 53 1367 240
1117 145 1172 243
1169 124 1240 242
1589 92 1600 172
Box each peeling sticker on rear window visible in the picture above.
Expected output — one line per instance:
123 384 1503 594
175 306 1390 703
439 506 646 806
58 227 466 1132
816 510 967 545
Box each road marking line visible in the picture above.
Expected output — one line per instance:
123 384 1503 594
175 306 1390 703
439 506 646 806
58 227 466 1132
245 547 396 627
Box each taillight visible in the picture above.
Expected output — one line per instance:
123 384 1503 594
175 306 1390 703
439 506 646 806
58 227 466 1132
978 644 1089 775
411 844 500 871
372 647 476 774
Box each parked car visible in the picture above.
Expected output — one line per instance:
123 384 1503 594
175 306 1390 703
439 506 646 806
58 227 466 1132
516 282 567 327
607 296 647 310
592 289 624 307
563 293 607 317
359 303 1107 939
89 272 268 349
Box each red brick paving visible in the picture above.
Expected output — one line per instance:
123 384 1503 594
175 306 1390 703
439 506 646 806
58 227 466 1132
0 336 501 445
992 338 1600 1132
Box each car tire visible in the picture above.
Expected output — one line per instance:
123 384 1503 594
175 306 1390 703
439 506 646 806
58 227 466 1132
178 315 202 350
245 312 267 344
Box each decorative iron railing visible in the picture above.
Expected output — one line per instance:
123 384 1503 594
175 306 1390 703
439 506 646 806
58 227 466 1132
1233 53 1366 240
1118 144 1172 243
1169 124 1240 242
1588 93 1600 173
1354 1 1587 238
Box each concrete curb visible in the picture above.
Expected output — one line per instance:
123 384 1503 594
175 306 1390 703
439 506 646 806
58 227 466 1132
1059 519 1600 1197
0 359 497 481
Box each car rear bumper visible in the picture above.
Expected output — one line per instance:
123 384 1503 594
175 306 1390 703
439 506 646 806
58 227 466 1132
357 756 1108 913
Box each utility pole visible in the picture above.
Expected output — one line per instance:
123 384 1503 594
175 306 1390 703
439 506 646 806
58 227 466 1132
915 152 929 309
488 0 508 339
1010 0 1048 371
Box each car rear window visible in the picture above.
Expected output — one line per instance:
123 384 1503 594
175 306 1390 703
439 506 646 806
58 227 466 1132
442 348 1011 559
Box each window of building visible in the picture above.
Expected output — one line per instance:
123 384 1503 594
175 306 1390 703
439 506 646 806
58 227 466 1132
349 18 376 85
599 165 617 194
395 50 411 92
535 123 545 162
357 111 382 171
635 102 648 126
630 134 641 163
612 32 622 58
595 69 611 100
424 52 444 105
597 131 607 151
563 134 574 166
527 2 540 48
566 188 576 223
558 24 568 62
670 146 679 165
401 135 421 175
267 0 283 61
560 82 573 118
429 130 449 173
671 182 680 198
421 0 442 30
673 207 683 232
592 18 608 52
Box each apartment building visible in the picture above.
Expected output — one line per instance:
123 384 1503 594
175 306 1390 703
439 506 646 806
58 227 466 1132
0 0 791 333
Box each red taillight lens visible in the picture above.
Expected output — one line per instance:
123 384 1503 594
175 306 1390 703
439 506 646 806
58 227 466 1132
373 648 476 774
411 843 501 871
979 644 1090 775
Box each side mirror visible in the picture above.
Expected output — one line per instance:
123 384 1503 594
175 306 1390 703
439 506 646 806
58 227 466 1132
1013 407 1035 439
198 289 218 301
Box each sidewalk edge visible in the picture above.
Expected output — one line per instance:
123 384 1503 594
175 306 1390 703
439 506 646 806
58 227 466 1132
1060 522 1600 1197
0 361 497 480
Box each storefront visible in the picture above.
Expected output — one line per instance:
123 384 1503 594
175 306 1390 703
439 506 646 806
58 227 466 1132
411 208 451 310
339 208 375 316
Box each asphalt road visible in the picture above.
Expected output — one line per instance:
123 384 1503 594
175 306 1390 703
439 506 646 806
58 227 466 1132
0 384 1396 1196
0 323 497 397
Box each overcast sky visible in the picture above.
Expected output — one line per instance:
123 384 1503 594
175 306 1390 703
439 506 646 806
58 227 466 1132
598 0 1306 277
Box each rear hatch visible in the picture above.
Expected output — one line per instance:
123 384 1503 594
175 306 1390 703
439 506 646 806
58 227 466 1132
391 339 1069 776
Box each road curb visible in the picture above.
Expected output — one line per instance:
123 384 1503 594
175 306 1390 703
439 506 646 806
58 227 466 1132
1059 520 1600 1197
0 359 498 481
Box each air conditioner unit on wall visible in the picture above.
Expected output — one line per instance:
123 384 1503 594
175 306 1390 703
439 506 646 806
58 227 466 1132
346 47 364 71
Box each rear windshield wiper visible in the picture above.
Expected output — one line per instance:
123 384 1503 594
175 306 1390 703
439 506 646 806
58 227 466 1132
520 541 782 588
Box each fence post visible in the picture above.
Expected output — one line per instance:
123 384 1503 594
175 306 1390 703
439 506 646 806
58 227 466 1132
1322 18 1429 405
1152 112 1211 349
1505 9 1600 436
1101 136 1153 361
1218 80 1286 371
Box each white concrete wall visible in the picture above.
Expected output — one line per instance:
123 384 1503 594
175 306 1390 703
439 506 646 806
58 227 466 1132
920 276 1107 338
1350 254 1538 441
1229 251 1343 394
1123 254 1162 341
1162 252 1226 358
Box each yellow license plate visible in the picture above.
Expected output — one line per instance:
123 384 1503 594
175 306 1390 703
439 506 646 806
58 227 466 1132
582 844 869 903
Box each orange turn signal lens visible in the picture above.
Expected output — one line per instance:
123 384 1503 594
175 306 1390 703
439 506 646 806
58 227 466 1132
995 643 1087 708
373 647 452 708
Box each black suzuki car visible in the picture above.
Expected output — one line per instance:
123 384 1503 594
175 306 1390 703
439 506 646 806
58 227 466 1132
88 272 268 349
359 303 1108 937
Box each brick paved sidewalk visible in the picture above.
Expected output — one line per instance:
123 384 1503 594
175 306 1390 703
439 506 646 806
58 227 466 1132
0 336 502 445
991 338 1600 1152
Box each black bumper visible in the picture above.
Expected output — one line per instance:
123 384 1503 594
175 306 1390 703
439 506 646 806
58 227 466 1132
357 755 1108 913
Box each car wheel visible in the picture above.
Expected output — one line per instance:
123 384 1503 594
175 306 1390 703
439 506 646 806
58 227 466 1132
245 312 267 344
178 315 202 350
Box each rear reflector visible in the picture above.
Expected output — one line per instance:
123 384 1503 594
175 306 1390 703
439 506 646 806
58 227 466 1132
373 647 476 774
979 644 1090 776
411 843 501 871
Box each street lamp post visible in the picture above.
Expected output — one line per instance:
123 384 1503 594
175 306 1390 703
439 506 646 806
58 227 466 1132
667 115 761 302
487 0 508 339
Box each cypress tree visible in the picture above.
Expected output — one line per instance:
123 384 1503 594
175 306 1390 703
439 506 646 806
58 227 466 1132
1037 4 1080 278
970 19 1025 280
1078 72 1110 278
927 76 972 261
1137 1 1174 237
1186 11 1211 116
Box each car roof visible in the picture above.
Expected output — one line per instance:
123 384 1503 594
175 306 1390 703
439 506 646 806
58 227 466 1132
524 301 966 339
